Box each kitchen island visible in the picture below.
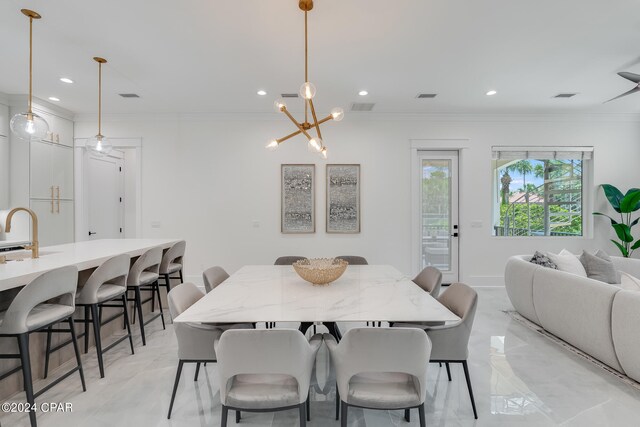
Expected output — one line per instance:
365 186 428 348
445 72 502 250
0 238 181 400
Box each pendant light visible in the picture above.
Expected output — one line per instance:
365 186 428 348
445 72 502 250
266 0 343 158
86 57 112 156
10 9 49 141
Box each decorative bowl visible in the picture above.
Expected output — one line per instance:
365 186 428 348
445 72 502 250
292 258 348 285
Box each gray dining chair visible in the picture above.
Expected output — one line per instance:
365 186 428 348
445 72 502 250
215 329 322 426
324 327 432 427
159 240 186 305
166 282 251 419
0 266 86 427
414 266 442 297
335 255 368 265
128 246 164 345
203 266 230 293
274 256 307 266
426 283 478 419
44 254 134 379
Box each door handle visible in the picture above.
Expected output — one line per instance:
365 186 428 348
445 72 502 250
56 186 60 213
88 231 97 236
451 232 459 237
50 186 54 213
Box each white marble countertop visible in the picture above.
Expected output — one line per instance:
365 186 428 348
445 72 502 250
0 238 179 292
175 265 460 323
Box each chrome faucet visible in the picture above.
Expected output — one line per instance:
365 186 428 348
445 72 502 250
5 207 39 259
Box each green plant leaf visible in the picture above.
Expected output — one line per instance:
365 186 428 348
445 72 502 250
620 189 640 213
612 223 634 242
611 240 629 257
601 184 624 213
593 212 619 225
631 239 640 251
631 217 640 229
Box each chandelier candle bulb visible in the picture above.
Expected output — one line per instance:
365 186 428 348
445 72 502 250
265 140 279 151
308 137 322 152
331 107 344 121
300 82 317 99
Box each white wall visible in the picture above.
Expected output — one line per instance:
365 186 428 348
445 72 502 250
74 112 640 285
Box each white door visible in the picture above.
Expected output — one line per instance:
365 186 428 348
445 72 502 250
418 151 459 283
86 152 124 240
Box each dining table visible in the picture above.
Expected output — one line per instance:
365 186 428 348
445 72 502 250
174 264 460 328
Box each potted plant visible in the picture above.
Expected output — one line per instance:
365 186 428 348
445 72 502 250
594 184 640 257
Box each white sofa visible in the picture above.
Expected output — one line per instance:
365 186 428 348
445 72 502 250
505 255 640 383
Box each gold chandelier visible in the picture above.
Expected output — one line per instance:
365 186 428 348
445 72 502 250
266 0 344 159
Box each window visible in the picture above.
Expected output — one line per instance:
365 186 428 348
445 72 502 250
492 147 592 237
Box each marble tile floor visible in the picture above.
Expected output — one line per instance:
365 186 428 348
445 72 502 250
2 287 640 427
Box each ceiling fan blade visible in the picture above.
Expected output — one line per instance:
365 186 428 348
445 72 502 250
618 72 640 84
604 86 640 103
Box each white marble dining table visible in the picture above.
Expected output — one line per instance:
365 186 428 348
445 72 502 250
174 265 460 324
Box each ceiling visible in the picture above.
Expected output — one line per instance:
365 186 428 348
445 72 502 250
1 0 639 115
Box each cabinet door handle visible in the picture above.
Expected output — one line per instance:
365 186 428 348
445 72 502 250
56 186 60 213
50 186 54 213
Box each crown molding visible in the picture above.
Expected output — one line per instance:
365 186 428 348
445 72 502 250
73 110 640 124
8 95 75 121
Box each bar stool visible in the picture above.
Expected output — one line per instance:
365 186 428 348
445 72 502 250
44 254 134 379
157 240 186 311
0 266 86 427
128 246 165 345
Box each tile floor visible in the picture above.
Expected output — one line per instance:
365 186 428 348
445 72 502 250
2 287 640 427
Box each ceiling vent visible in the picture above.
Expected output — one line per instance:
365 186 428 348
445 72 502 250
119 93 140 98
416 93 437 99
351 102 375 112
554 93 577 98
281 93 299 98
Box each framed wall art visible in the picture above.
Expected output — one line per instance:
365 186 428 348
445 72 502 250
281 164 315 233
326 164 360 233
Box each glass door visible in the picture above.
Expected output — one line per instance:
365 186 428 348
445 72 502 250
418 151 459 283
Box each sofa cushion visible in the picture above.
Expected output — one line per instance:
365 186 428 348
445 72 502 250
580 251 618 284
529 251 557 269
547 249 587 277
620 272 640 291
611 291 640 382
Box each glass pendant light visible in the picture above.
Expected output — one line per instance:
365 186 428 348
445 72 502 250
86 57 112 156
10 9 49 141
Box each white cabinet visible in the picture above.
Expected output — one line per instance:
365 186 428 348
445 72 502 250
33 108 74 147
30 141 73 200
30 199 74 246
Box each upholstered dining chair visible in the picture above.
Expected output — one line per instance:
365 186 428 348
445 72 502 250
414 266 442 297
45 254 134 379
324 327 432 427
274 256 307 266
215 329 322 426
158 240 186 305
202 266 230 293
396 283 478 419
425 283 478 419
167 283 251 419
335 255 368 265
0 266 86 427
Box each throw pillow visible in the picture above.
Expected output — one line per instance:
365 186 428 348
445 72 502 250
620 272 640 291
529 251 557 269
547 249 587 277
579 250 618 284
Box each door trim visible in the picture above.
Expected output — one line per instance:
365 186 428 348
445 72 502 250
410 139 468 279
74 137 142 240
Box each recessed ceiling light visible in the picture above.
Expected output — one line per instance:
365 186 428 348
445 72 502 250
60 77 73 84
257 90 267 96
48 97 60 102
486 90 497 96
358 90 369 96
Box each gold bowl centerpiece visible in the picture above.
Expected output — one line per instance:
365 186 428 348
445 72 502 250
292 258 348 285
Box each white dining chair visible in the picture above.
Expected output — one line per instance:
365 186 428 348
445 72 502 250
324 327 432 427
214 329 322 426
202 265 229 293
127 246 164 345
158 240 186 304
166 282 251 419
